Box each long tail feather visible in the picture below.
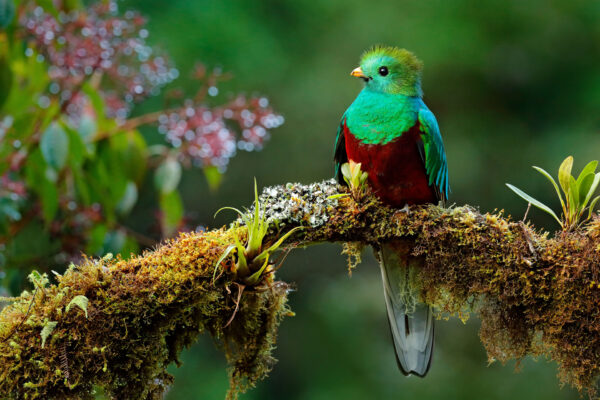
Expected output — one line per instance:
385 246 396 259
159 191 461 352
379 243 434 377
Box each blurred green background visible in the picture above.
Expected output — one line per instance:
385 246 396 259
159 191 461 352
121 0 600 398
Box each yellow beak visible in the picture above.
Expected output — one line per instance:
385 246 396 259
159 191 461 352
350 67 367 79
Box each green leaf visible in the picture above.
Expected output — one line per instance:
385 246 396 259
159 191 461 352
578 173 595 206
40 174 58 224
583 174 600 211
103 230 126 255
0 0 15 29
255 226 303 263
82 83 107 129
506 183 562 227
40 320 57 349
0 55 13 111
118 131 147 183
568 176 579 219
233 232 249 276
28 270 49 288
78 115 98 151
66 295 88 319
64 125 86 168
86 224 107 255
35 0 59 18
340 163 351 186
558 156 574 200
533 166 565 213
214 206 244 219
577 160 598 185
245 255 270 285
73 169 91 205
116 181 138 216
154 157 181 194
213 244 236 283
120 235 139 259
204 166 222 192
159 190 183 236
40 123 69 170
589 196 600 220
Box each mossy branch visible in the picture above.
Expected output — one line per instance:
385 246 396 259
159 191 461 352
1 179 600 399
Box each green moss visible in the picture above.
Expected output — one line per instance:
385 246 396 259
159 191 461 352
0 229 291 399
2 179 600 399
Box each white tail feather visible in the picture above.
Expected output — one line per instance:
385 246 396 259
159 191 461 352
379 243 434 377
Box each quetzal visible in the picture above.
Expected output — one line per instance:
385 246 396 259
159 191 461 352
334 46 449 377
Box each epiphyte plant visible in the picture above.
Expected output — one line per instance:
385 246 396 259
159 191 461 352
214 180 301 285
341 160 369 196
507 156 600 230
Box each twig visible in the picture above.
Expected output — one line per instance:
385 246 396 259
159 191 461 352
522 202 531 222
0 286 39 344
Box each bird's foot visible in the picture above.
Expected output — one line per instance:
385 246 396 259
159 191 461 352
398 204 411 214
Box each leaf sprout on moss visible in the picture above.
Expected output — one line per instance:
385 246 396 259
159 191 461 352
340 160 369 197
214 179 302 285
507 156 600 230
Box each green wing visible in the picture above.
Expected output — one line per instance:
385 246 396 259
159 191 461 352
418 107 450 201
333 114 348 184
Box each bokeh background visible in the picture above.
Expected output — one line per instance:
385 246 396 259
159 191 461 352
117 0 599 399
6 0 600 398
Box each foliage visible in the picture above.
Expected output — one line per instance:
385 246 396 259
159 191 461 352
0 0 282 290
507 156 600 230
339 160 368 198
215 180 301 285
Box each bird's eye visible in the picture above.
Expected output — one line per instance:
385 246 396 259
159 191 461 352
378 66 389 76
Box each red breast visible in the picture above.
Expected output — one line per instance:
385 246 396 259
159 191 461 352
343 121 437 207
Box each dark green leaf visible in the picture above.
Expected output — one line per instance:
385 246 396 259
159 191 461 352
583 174 600 210
40 173 58 224
103 230 126 255
0 55 13 111
78 115 97 148
589 196 600 220
35 0 59 18
155 157 181 194
568 176 579 221
116 181 138 216
506 183 562 227
121 131 147 183
533 166 565 213
577 160 598 185
40 123 69 170
65 125 86 168
72 169 91 205
159 190 183 236
86 224 107 255
120 235 139 259
578 173 595 205
0 0 15 29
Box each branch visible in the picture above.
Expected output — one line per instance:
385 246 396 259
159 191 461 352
1 179 600 399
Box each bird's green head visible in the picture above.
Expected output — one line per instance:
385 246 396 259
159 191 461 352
351 46 423 97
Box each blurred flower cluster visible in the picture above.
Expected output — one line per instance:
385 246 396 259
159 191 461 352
20 1 178 121
0 0 282 291
158 94 284 171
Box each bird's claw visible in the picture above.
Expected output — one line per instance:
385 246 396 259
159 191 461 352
399 204 411 214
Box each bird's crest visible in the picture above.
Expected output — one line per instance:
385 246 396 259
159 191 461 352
360 46 423 75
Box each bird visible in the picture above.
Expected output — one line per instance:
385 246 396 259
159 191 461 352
333 46 449 377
